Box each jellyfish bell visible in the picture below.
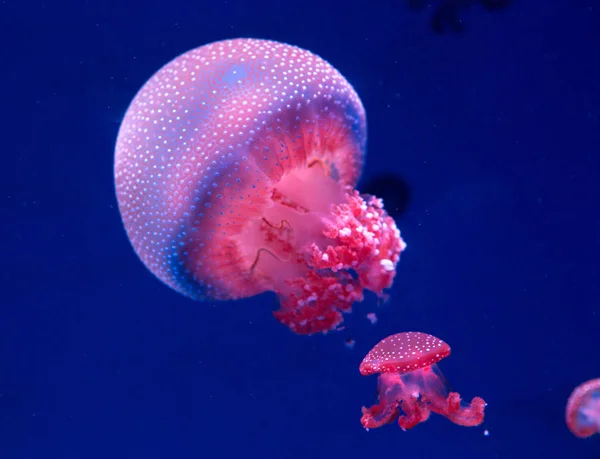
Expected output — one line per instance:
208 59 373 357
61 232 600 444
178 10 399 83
114 38 406 335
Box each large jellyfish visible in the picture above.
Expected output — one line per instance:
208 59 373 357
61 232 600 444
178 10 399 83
360 332 486 430
114 38 406 335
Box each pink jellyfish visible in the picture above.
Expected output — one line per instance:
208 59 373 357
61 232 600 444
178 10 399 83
359 332 486 430
566 378 600 438
114 38 406 335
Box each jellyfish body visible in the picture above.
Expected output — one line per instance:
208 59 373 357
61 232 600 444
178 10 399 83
114 38 406 334
360 332 486 430
566 378 600 438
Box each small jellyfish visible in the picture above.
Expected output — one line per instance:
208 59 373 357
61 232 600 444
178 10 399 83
359 331 486 431
566 378 600 438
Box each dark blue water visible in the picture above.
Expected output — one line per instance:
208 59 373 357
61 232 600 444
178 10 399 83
2 1 598 458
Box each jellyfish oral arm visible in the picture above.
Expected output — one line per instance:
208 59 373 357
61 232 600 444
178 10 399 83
441 392 487 427
361 365 486 430
234 161 405 335
361 372 432 430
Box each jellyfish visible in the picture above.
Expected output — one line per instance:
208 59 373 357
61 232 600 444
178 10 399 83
359 332 486 430
566 378 600 438
114 38 406 335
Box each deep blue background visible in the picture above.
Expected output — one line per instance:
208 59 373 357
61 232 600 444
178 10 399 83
2 1 599 458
